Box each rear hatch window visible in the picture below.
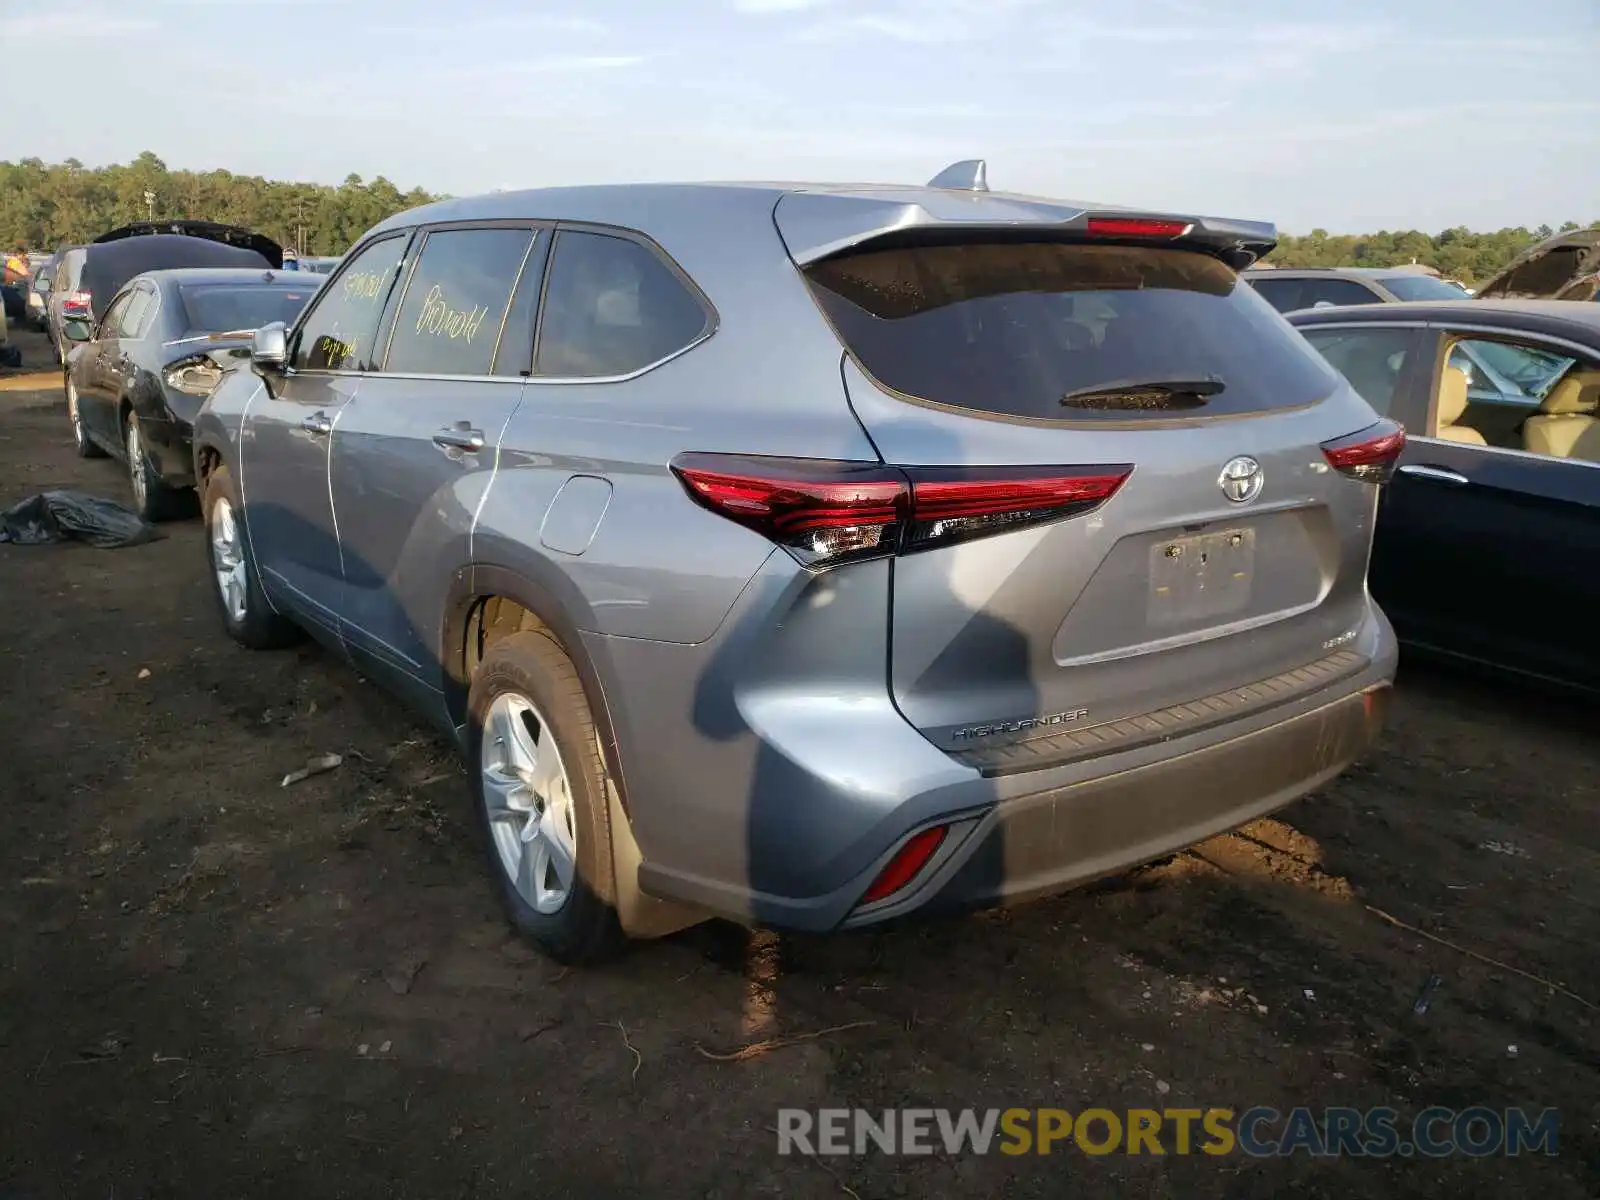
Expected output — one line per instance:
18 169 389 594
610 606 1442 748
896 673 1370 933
179 284 315 334
804 239 1337 421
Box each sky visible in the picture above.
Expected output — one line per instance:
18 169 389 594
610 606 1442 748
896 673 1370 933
3 0 1597 233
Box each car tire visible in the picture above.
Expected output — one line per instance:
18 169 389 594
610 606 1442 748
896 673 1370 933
125 412 190 522
201 463 301 650
467 630 627 965
66 381 105 459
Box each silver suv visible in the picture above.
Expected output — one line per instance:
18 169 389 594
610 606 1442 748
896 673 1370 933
193 163 1400 962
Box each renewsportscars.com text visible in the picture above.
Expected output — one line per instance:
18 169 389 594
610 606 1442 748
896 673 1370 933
776 1106 1559 1158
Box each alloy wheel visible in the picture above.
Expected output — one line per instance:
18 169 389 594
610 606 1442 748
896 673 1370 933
480 692 578 915
210 496 248 624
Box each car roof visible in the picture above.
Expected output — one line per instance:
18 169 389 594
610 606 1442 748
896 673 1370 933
134 267 319 288
367 179 1278 267
1246 265 1420 280
1286 298 1600 338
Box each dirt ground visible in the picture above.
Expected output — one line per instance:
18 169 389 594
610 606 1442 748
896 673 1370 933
1 324 1596 1199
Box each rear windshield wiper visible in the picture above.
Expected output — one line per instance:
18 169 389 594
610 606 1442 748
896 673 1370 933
1060 375 1226 411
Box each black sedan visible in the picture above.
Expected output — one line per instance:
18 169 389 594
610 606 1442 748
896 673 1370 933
1288 299 1599 694
61 268 321 520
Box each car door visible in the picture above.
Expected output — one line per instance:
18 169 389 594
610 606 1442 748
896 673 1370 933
328 223 546 712
240 232 412 638
103 282 157 455
76 288 135 446
1388 328 1600 687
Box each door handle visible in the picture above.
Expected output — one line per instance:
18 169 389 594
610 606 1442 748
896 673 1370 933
433 426 486 452
1397 464 1468 486
301 412 333 436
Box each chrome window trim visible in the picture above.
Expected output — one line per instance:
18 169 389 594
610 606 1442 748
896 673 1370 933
1407 433 1600 473
1296 320 1430 331
1425 322 1599 363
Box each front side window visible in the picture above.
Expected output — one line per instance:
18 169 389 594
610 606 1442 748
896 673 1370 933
383 227 537 377
1301 326 1415 417
292 235 408 371
806 240 1338 421
534 230 711 379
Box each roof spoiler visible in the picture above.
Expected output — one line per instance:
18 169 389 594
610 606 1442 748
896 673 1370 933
916 160 1273 266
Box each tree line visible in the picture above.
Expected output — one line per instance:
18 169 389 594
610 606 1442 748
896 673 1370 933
0 153 440 258
1264 222 1596 285
3 154 1594 285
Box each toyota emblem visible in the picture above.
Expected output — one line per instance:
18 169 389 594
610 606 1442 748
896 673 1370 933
1218 456 1263 504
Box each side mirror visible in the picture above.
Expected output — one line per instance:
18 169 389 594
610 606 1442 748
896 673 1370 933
251 321 288 370
62 319 92 343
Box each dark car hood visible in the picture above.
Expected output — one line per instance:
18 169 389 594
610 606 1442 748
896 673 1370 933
94 221 284 270
80 236 275 319
1475 227 1600 301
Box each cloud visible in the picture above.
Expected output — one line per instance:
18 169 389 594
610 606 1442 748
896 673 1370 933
376 13 608 37
733 0 833 11
0 11 156 36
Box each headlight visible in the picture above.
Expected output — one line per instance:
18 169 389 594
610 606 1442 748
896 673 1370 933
164 357 224 397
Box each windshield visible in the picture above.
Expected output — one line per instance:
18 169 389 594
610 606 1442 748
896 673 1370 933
1380 275 1471 301
179 284 316 333
805 240 1337 421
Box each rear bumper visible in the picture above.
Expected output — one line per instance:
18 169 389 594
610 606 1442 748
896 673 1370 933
632 620 1396 933
862 681 1389 925
141 413 196 488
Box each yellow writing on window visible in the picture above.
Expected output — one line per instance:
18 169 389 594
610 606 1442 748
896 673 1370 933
316 334 358 368
342 270 387 302
414 284 491 344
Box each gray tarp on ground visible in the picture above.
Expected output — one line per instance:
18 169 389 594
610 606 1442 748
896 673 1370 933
0 490 157 548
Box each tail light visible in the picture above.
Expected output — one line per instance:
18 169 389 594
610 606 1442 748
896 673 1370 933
859 825 948 906
164 356 225 397
1321 419 1405 483
671 453 1132 568
62 290 92 317
1085 216 1192 239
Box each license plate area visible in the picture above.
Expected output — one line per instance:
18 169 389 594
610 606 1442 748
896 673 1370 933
1148 528 1255 626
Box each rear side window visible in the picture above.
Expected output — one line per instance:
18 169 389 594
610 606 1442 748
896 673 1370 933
180 284 316 334
1300 327 1415 416
384 227 538 376
117 286 154 338
1249 276 1383 312
534 230 710 379
1246 277 1307 313
806 241 1338 421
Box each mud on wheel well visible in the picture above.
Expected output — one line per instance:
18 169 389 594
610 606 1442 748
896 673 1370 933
196 445 222 492
463 596 555 681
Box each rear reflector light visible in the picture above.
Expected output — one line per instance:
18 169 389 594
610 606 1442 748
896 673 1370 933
1085 217 1192 239
62 290 92 316
1321 419 1405 483
670 454 1133 568
860 825 948 905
